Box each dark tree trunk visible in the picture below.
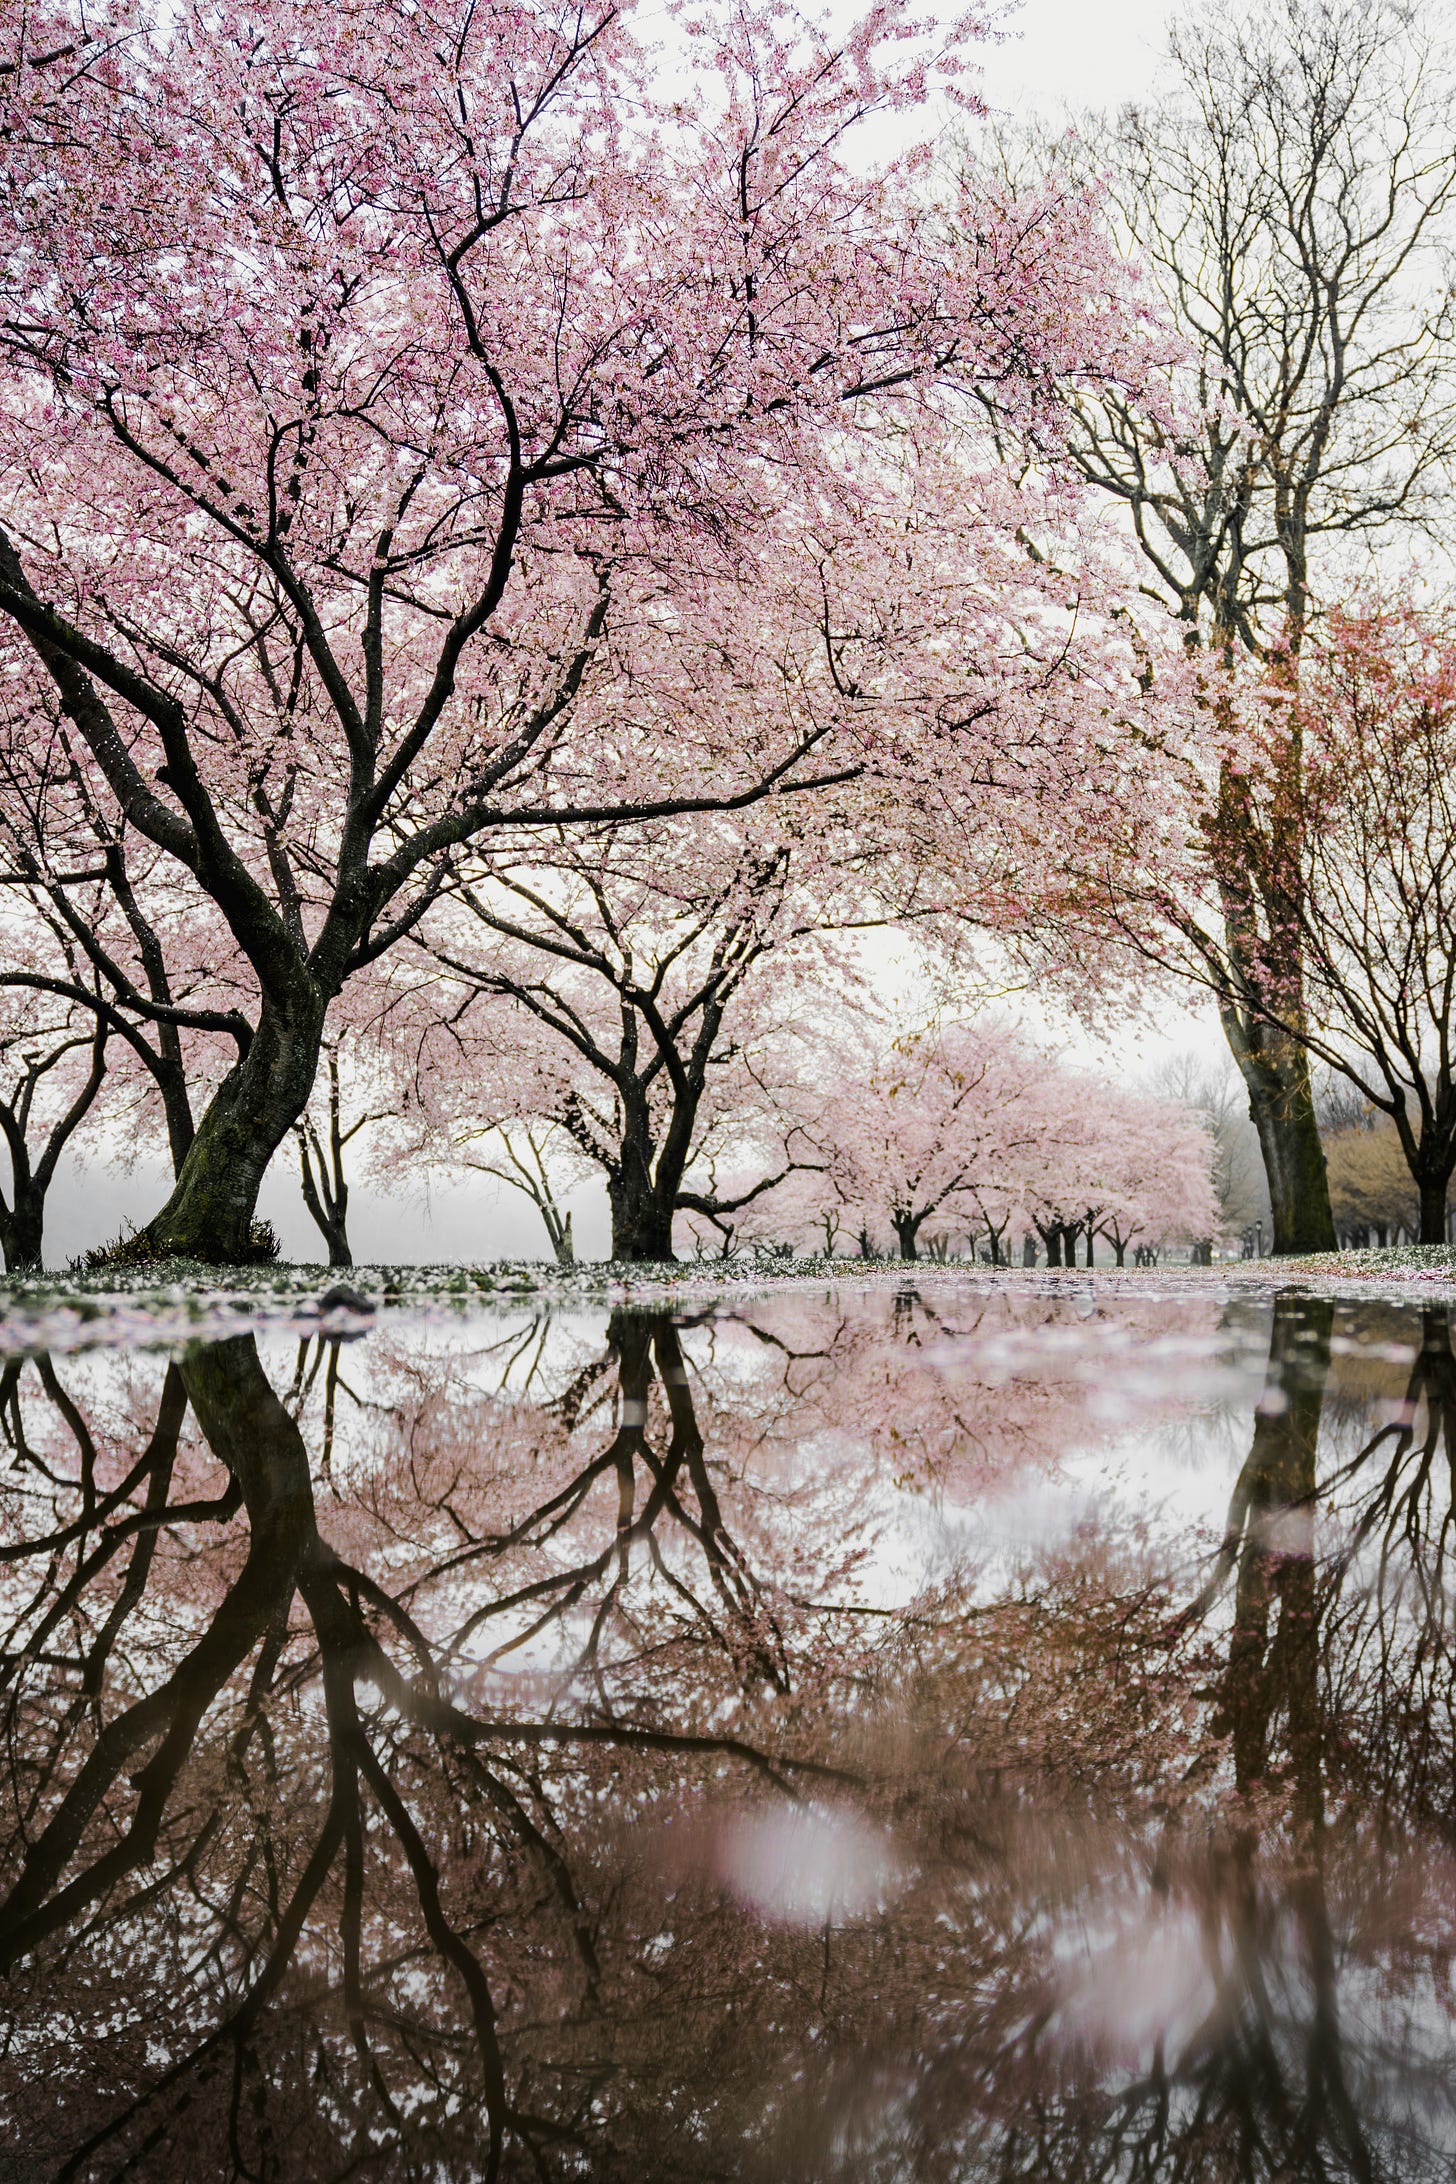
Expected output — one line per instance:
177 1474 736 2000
132 991 327 1263
1043 1227 1062 1268
315 1218 352 1269
1226 1020 1336 1256
1419 1177 1448 1247
1085 1229 1095 1267
1215 1296 1331 1809
607 1082 687 1263
892 1212 920 1261
609 1171 675 1261
1113 1239 1127 1266
0 1189 44 1274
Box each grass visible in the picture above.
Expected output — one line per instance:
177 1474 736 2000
2 1244 1455 1361
1268 1242 1456 1280
0 1250 950 1359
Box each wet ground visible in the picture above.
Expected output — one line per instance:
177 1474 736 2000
0 1276 1452 2181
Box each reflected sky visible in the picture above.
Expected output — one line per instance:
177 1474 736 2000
0 1283 1452 2181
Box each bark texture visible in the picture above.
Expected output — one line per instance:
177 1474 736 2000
133 994 327 1262
1228 1014 1337 1256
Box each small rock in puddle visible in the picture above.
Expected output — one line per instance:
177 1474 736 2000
317 1284 375 1317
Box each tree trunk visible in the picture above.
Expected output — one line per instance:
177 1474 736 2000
0 1188 44 1273
1419 1177 1448 1247
609 1173 675 1261
1085 1229 1095 1267
132 992 327 1263
1043 1228 1062 1268
1224 1020 1336 1256
1216 1295 1331 1804
1113 1239 1126 1266
607 1089 680 1262
552 1209 574 1267
298 1143 352 1267
322 1221 353 1269
892 1212 920 1261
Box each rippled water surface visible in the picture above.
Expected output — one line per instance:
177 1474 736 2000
2 1278 1453 2181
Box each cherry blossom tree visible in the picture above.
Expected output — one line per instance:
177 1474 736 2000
751 1015 1220 1267
1016 1081 1220 1267
0 686 245 1192
864 1025 1053 1262
760 1015 1066 1263
395 909 833 1262
1084 1090 1223 1265
0 0 1163 1262
402 804 882 1258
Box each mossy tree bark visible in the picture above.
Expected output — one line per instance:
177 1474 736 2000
1220 1002 1336 1258
135 991 328 1263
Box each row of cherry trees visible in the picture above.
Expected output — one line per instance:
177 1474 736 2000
762 1023 1220 1268
391 1007 1221 1268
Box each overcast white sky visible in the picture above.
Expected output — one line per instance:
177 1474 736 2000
48 0 1208 1269
972 0 1170 118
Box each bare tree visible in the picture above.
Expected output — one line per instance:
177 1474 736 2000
1196 612 1456 1241
414 842 836 1262
1051 0 1456 1251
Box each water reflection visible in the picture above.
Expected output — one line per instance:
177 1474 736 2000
0 1287 1453 2180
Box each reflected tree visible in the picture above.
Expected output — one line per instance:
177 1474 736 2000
0 1317 856 2178
4 1293 1456 2180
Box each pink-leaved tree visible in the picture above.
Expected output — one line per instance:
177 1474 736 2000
0 0 1169 1260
